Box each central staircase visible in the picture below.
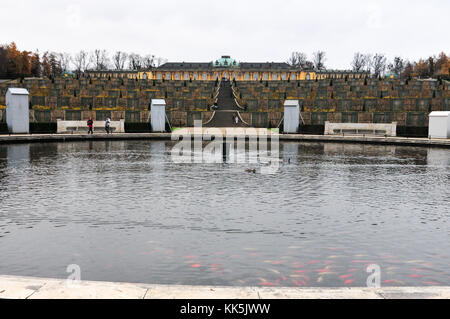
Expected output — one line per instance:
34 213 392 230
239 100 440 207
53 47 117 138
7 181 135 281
205 80 248 127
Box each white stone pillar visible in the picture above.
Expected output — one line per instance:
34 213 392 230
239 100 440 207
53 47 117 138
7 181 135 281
151 99 166 132
283 100 300 133
6 88 30 134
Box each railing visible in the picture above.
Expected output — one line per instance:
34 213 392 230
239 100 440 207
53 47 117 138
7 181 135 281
165 113 173 132
299 111 306 125
231 82 246 110
236 112 251 126
213 78 222 104
203 111 216 126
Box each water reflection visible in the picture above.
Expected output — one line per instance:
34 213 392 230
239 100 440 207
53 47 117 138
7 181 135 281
0 141 448 287
427 148 450 167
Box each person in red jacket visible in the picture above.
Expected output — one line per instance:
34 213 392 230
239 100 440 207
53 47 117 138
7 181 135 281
87 117 93 134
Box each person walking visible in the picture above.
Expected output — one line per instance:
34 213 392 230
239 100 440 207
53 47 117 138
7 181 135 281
105 117 111 134
87 117 94 135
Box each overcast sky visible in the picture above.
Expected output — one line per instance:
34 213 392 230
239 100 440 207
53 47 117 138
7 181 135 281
1 0 449 69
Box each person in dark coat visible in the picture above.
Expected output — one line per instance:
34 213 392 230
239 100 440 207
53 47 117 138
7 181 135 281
87 117 93 134
105 118 111 134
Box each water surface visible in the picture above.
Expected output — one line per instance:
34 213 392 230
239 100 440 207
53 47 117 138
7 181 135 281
0 140 449 287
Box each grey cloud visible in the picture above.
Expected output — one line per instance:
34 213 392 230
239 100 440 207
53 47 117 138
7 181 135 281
1 0 448 68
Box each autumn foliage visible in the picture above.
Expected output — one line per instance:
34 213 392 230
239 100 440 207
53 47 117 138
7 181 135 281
0 42 62 79
1 42 449 80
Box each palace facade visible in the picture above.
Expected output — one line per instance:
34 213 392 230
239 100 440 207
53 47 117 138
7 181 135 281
86 56 369 81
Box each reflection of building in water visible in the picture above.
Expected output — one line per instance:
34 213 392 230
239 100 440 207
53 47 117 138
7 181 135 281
323 143 395 156
7 144 30 167
149 141 166 170
5 145 30 185
427 148 450 167
56 141 127 153
282 143 299 164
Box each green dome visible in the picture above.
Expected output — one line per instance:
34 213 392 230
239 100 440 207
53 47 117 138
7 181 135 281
213 56 239 68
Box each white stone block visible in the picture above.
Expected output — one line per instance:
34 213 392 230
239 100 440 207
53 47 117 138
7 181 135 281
57 119 125 133
6 88 29 134
284 100 299 133
151 99 166 132
429 111 450 139
324 122 397 137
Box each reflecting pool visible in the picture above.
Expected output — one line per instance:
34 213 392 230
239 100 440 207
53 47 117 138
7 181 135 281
0 141 449 287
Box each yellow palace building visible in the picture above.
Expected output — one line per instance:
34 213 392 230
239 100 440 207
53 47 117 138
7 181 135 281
87 56 369 81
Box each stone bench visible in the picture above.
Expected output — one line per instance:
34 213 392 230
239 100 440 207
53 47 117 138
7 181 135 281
57 119 125 134
324 122 397 137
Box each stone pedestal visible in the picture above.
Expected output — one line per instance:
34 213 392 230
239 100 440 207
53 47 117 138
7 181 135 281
6 88 29 134
283 100 299 133
151 99 166 132
429 111 450 138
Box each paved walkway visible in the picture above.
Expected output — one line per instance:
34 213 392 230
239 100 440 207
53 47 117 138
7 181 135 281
0 275 448 299
0 132 449 148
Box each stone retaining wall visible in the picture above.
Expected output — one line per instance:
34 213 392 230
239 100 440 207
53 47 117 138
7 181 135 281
0 77 448 129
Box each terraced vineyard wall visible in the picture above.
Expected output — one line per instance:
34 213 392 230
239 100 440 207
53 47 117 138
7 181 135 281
234 78 449 134
0 77 217 128
0 77 449 136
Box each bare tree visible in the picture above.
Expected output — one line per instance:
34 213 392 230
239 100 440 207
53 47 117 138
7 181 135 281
371 53 387 78
91 49 110 70
156 57 167 67
72 50 89 75
113 51 128 70
287 52 299 67
142 54 156 69
57 52 71 71
312 51 326 70
351 52 369 72
363 54 373 72
388 57 405 78
287 52 310 69
128 53 144 70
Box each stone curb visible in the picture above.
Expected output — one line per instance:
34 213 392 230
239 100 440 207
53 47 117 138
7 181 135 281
0 133 449 148
0 275 449 299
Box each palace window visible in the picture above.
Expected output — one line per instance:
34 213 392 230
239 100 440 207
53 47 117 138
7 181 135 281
143 73 148 80
203 73 207 80
281 73 287 80
306 73 310 80
263 73 268 80
166 72 171 80
157 73 162 80
214 72 219 80
175 73 180 80
185 73 189 80
194 73 198 80
245 73 249 81
272 73 277 80
291 74 296 81
254 73 258 81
